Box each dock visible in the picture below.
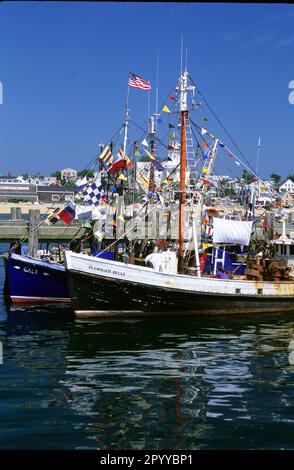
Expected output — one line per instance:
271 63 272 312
0 208 87 243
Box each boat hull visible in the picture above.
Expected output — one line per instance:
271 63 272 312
4 253 71 304
65 252 294 317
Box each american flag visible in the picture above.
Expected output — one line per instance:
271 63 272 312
128 73 151 91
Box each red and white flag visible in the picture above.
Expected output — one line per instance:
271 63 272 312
128 73 151 91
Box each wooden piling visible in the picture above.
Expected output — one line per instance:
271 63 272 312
27 209 40 257
10 207 16 220
16 207 22 220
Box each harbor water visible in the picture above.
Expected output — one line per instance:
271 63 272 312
0 249 294 450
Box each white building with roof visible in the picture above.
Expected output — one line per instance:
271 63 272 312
61 168 77 182
279 178 294 194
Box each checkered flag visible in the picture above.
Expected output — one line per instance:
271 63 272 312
81 179 105 206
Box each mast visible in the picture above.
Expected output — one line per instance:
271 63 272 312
123 85 130 156
148 115 156 192
177 69 194 272
256 137 261 175
123 105 129 156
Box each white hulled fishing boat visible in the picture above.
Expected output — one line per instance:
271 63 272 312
64 68 294 317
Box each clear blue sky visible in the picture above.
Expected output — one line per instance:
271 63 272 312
1 2 294 178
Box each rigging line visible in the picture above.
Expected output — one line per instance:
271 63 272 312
85 123 125 172
129 118 177 155
95 200 162 257
134 79 179 136
189 120 210 148
189 116 281 199
97 161 183 256
190 79 256 173
10 128 125 251
189 123 207 156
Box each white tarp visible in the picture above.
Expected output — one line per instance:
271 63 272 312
75 204 108 221
145 251 178 274
213 217 253 246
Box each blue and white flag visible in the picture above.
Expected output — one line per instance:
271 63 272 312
75 176 88 193
81 177 105 206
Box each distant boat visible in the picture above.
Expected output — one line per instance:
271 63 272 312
3 253 70 304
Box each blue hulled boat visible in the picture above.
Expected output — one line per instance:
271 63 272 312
3 253 71 304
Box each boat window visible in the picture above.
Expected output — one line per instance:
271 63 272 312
290 245 294 255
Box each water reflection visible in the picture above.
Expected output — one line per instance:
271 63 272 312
56 316 294 449
1 251 294 449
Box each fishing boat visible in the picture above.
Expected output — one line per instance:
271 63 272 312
3 252 70 304
64 68 294 317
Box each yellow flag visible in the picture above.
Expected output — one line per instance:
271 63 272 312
144 148 155 160
139 173 149 189
162 105 171 113
202 167 209 174
117 215 125 223
163 179 171 185
118 174 127 181
260 185 267 190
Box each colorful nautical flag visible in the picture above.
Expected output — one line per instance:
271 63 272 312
99 145 114 166
47 207 61 225
108 148 127 174
168 123 175 129
226 149 234 158
118 174 127 181
201 141 208 147
168 134 174 141
201 128 208 135
117 215 125 223
144 148 155 160
162 105 171 113
101 197 109 205
118 148 133 168
134 150 141 157
143 149 164 171
81 178 106 206
201 116 208 122
141 138 149 147
153 160 164 172
75 176 88 193
109 159 127 174
128 73 151 91
139 173 149 190
169 96 176 101
195 143 201 156
219 142 225 148
58 202 76 225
